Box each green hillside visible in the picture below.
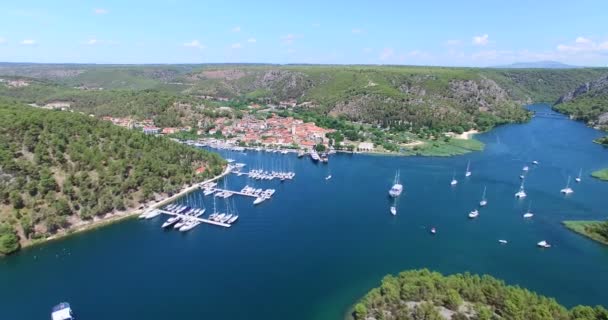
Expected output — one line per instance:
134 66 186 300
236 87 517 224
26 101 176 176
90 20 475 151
0 99 225 255
352 269 608 320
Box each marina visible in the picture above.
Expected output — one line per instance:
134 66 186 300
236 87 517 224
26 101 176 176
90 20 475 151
3 105 608 320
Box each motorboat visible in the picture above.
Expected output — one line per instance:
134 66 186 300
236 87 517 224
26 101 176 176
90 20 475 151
51 302 74 320
468 209 479 219
390 206 397 215
537 240 551 248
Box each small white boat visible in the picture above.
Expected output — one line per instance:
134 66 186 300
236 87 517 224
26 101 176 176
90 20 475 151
203 189 215 196
325 175 332 180
468 209 479 219
253 197 266 205
145 210 161 219
519 174 525 180
465 160 472 177
430 227 437 235
162 216 181 228
52 302 75 320
179 219 201 232
389 170 403 197
523 166 529 172
537 240 551 248
390 206 397 215
532 160 539 165
479 186 487 207
523 201 534 218
498 240 508 244
228 215 239 224
575 168 582 183
560 176 574 194
450 171 458 186
515 181 526 198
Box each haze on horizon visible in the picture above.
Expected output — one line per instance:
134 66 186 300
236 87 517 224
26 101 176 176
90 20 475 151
1 0 607 67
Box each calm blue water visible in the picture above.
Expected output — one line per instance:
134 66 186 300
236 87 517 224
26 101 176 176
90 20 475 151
2 104 608 320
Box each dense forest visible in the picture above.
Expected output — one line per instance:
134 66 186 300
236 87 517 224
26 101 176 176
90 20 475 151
352 269 608 320
0 100 225 255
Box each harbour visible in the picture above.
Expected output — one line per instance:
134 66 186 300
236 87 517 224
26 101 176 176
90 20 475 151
1 105 608 320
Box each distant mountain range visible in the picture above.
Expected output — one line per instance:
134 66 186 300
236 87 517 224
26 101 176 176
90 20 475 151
494 61 583 69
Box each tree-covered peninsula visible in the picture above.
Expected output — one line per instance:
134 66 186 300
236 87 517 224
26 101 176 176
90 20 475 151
352 269 608 320
0 99 225 255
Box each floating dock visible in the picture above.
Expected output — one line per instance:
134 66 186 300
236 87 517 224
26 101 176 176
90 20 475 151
157 209 231 228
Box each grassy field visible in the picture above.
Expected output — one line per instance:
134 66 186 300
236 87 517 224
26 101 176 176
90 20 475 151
563 220 608 245
591 168 608 181
404 137 485 157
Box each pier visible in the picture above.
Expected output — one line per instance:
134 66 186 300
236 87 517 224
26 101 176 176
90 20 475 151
156 209 231 228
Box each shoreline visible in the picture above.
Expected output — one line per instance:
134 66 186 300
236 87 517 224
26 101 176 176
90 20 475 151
15 166 231 253
563 220 608 246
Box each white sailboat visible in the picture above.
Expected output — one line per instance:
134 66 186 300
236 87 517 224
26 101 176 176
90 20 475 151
468 209 479 219
390 206 397 215
522 165 529 172
325 175 332 180
560 176 574 194
575 168 582 183
479 186 487 206
498 239 508 244
515 181 527 198
537 240 551 248
465 160 472 177
388 170 403 197
450 171 458 186
523 201 534 218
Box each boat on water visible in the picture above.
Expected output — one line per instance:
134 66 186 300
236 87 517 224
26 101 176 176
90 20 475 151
465 160 472 177
430 227 437 235
537 240 551 248
310 150 320 162
325 175 332 180
515 181 526 198
179 219 201 232
479 186 488 206
162 216 181 228
450 171 458 186
532 160 539 165
390 206 397 215
203 189 215 196
228 215 239 224
226 158 235 163
388 170 403 197
523 201 534 218
523 165 529 172
499 240 508 244
468 209 479 219
144 209 162 219
560 176 574 194
297 150 306 158
575 168 582 183
320 152 329 163
253 197 266 205
51 302 75 320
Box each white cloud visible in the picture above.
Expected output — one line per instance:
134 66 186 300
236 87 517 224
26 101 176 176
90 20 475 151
232 26 241 32
557 36 608 54
20 39 36 45
351 28 363 34
94 8 108 15
281 34 300 45
231 43 242 49
0 37 6 44
445 39 462 46
183 40 205 49
379 48 394 61
472 34 489 46
247 38 257 43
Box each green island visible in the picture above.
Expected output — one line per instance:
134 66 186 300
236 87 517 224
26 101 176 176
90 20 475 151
351 269 608 320
0 99 225 255
563 221 608 245
591 169 608 181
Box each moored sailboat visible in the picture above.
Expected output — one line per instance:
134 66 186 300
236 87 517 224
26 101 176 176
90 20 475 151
560 176 574 194
479 186 487 206
465 160 472 177
388 170 403 197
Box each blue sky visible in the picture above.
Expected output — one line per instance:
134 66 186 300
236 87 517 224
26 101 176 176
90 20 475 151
1 0 607 66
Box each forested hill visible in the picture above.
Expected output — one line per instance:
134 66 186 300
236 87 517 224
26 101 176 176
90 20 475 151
1 64 607 134
0 100 225 255
553 74 608 131
352 269 608 320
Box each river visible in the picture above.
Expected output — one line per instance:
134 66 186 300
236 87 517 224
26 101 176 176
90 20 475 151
1 104 607 320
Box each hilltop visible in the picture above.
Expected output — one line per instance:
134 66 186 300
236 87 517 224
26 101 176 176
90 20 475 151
494 61 582 69
352 269 608 320
0 99 225 255
554 74 608 130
